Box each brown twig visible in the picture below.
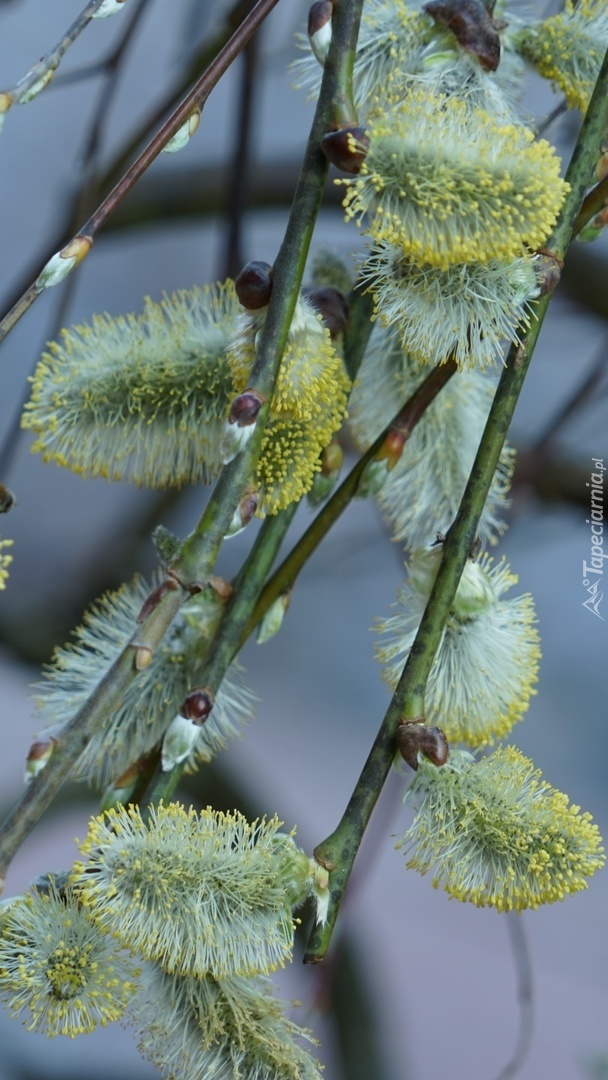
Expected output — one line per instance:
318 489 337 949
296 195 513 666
0 0 281 347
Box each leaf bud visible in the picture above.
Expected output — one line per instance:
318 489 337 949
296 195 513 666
235 260 273 310
533 251 562 296
24 736 57 784
308 1 333 65
0 483 15 513
376 429 406 472
395 722 449 770
257 593 290 644
208 575 234 603
19 67 56 104
224 489 259 538
302 286 349 337
180 686 215 723
133 644 154 670
93 0 127 16
229 387 265 426
163 108 201 154
36 235 92 290
307 441 343 506
423 0 501 71
321 126 369 174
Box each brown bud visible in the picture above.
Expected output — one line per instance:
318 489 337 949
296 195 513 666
533 250 563 297
61 234 93 266
27 737 56 763
303 286 349 337
137 572 181 623
180 687 215 725
423 0 501 71
235 261 273 310
395 722 449 770
239 490 259 526
208 575 234 603
308 0 333 38
377 429 406 471
321 126 370 174
0 483 15 513
229 388 265 427
133 645 154 670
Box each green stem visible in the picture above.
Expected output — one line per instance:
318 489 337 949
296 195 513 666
142 507 297 807
244 359 457 645
304 44 608 964
0 0 365 887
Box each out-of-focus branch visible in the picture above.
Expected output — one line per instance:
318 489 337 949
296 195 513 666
0 0 282 347
0 0 128 117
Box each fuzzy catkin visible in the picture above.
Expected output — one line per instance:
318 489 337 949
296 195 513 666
341 89 568 269
22 281 241 487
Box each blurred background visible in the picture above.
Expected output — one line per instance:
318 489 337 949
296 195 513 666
0 1 607 1077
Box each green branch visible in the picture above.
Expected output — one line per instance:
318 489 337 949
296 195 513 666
304 43 608 965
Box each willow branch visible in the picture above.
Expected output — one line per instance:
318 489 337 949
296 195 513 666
0 0 281 348
0 0 125 115
141 506 298 807
304 44 608 964
0 0 365 887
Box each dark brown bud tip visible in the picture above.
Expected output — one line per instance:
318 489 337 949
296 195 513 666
321 126 370 174
533 249 563 297
180 687 215 724
137 572 181 623
395 723 449 770
424 0 501 71
0 483 15 513
229 388 265 427
377 429 406 471
303 286 349 337
27 737 57 762
308 0 333 37
235 261 273 310
240 490 259 526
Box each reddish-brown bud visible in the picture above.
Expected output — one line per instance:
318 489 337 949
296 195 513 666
235 261 273 310
180 687 215 725
229 388 265 427
137 572 181 623
395 722 449 770
303 286 349 337
0 483 15 513
424 0 501 71
321 126 369 174
308 1 333 38
377 429 406 471
533 250 563 297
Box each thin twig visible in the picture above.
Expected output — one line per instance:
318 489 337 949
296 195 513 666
0 0 128 111
243 359 458 644
304 43 608 964
0 0 282 347
493 914 534 1080
0 0 151 478
535 97 568 138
